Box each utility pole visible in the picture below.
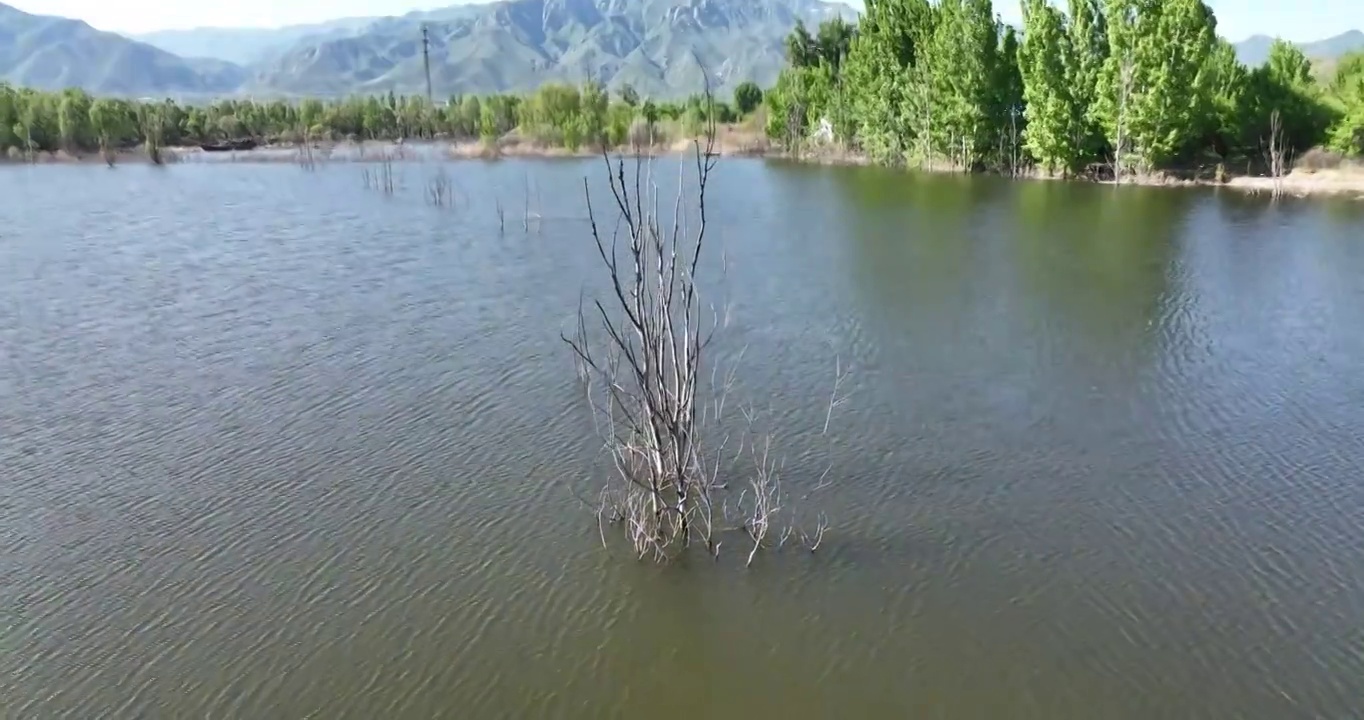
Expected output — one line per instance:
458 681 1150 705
421 23 433 104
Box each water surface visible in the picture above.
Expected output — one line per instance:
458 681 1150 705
3 159 1364 718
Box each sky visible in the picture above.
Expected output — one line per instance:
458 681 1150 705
7 0 1362 42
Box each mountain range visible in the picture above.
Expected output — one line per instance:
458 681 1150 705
0 0 855 99
1 0 1360 100
0 2 245 95
1232 30 1364 67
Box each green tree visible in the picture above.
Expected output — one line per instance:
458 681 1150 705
606 102 633 147
298 98 325 132
0 83 16 150
453 95 480 137
764 63 834 150
578 81 609 148
925 0 998 167
815 17 857 72
478 101 500 142
840 0 933 162
1326 52 1364 154
1019 0 1080 173
522 83 583 147
734 81 763 115
88 98 125 155
56 89 91 152
1198 39 1249 157
995 25 1027 171
785 20 820 68
1066 0 1108 158
1096 0 1217 172
217 114 244 140
1244 39 1333 154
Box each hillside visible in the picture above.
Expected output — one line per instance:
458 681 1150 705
0 2 247 96
1234 30 1364 67
32 0 1361 102
246 0 858 99
134 17 380 67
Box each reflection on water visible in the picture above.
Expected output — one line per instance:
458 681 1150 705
2 160 1364 718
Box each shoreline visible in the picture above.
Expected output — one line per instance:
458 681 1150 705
768 145 1364 199
5 137 1362 199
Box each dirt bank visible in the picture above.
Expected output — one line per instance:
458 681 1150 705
7 132 1362 200
1226 169 1364 198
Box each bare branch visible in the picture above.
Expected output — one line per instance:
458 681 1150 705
564 78 837 564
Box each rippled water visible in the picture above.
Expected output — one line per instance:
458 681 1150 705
3 160 1364 718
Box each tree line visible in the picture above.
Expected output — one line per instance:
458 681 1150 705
0 80 767 159
763 0 1364 176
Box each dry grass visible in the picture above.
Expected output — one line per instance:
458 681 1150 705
0 146 187 165
1294 147 1357 174
1228 167 1364 198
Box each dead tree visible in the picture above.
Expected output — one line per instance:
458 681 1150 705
1264 109 1290 199
564 97 720 559
1112 51 1135 183
565 89 845 564
427 166 455 207
297 125 318 171
361 154 396 195
784 100 807 157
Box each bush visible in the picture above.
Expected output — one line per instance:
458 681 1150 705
734 82 763 115
1294 146 1348 172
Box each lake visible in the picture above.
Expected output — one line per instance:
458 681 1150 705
3 158 1364 719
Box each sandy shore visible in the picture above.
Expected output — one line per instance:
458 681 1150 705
1225 169 1364 198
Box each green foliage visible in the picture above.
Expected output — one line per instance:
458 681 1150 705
764 63 835 149
786 20 821 68
926 0 1000 166
579 82 610 148
1325 53 1364 154
502 81 640 150
0 82 664 156
1019 0 1081 173
785 17 856 71
0 84 17 150
1066 0 1108 157
606 103 634 148
768 0 1364 174
1241 41 1336 154
641 100 660 127
1199 40 1250 156
734 82 764 115
85 98 139 158
1095 0 1219 171
839 0 934 162
995 26 1027 169
816 17 858 72
765 17 859 151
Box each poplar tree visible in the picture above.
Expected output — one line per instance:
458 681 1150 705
1097 0 1216 172
1067 0 1108 159
1019 0 1080 173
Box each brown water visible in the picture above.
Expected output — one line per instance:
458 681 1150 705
3 159 1364 719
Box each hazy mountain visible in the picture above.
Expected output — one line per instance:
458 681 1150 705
1234 30 1364 67
134 17 380 67
0 1 246 95
247 0 859 99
